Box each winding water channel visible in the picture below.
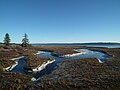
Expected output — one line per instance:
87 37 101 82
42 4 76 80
11 49 110 80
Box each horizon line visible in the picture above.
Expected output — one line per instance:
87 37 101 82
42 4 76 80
1 41 120 44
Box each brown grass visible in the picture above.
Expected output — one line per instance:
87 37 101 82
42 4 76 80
35 47 120 90
0 46 53 89
0 46 120 90
33 46 80 55
25 54 53 69
0 49 19 68
0 72 31 89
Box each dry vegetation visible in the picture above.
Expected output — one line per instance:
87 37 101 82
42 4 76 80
0 45 54 89
0 46 120 90
0 72 32 89
34 46 80 55
0 46 51 69
25 54 53 69
33 47 120 90
0 46 19 68
37 58 120 90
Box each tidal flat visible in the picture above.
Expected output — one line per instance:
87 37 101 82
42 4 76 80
0 46 120 90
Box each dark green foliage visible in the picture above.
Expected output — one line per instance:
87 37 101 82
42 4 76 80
21 33 29 47
3 33 11 46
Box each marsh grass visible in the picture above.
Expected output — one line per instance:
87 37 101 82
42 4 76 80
0 46 120 90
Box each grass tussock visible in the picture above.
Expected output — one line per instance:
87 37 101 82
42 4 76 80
25 54 53 69
0 72 32 89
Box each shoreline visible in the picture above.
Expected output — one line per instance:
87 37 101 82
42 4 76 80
31 59 55 81
0 46 120 89
32 59 55 72
3 56 24 71
60 49 87 57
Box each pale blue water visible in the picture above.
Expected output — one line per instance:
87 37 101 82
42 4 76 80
34 49 110 79
32 43 120 48
11 49 110 80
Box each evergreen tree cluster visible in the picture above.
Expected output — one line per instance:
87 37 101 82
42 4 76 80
21 33 29 47
4 33 11 46
1 33 30 47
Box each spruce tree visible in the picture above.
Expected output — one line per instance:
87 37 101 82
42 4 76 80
4 33 11 46
21 33 29 47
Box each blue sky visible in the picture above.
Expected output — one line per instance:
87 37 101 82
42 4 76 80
0 0 120 43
